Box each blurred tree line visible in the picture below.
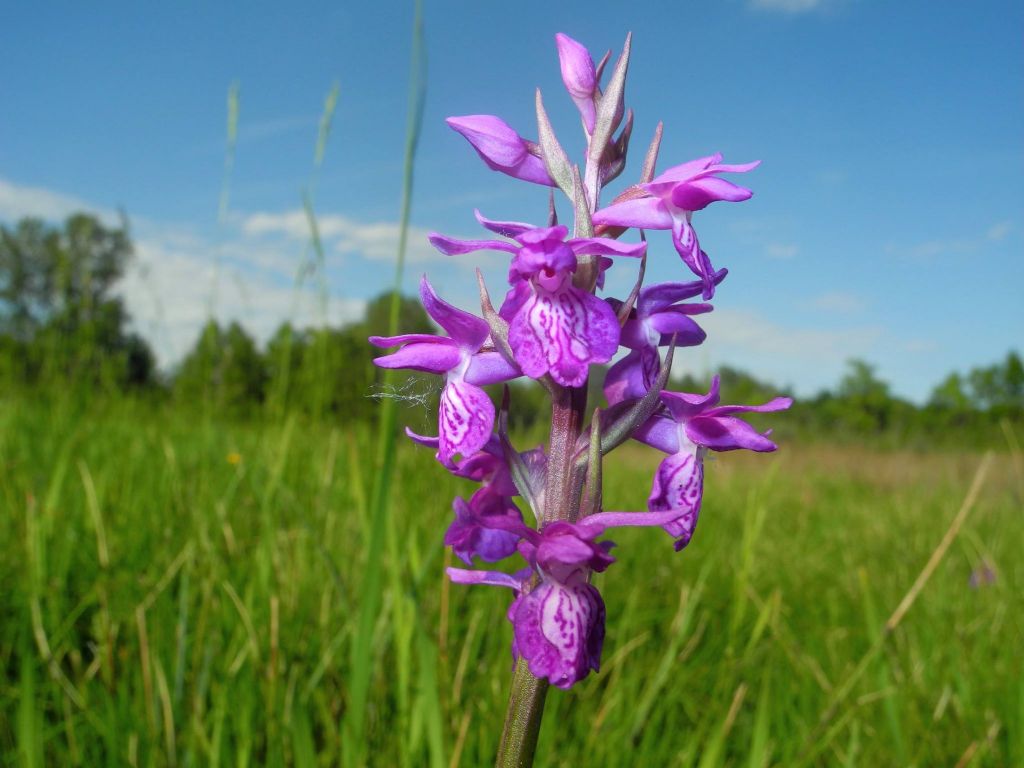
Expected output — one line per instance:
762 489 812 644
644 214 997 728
1 213 1021 444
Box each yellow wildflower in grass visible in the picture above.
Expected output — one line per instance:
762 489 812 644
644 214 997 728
226 452 242 466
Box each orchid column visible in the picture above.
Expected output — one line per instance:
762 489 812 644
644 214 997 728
370 32 791 768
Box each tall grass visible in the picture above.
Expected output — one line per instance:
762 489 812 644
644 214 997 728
1 396 1021 766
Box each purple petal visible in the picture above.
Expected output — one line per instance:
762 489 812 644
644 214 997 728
465 350 521 386
704 396 794 417
568 236 647 259
581 504 703 534
603 348 658 405
444 493 524 564
429 232 517 256
474 209 535 239
508 284 620 387
447 567 524 590
710 159 761 174
419 275 489 350
647 154 722 186
647 310 707 347
555 33 597 99
591 197 673 230
512 580 605 689
515 225 569 246
372 341 460 374
638 270 727 313
660 377 721 422
647 451 704 549
513 152 559 186
404 427 439 450
670 176 753 211
438 378 494 463
369 332 445 348
555 33 598 133
499 281 532 324
631 413 680 455
685 415 778 452
446 114 528 168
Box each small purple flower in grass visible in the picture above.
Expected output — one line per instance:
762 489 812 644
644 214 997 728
447 115 555 186
592 154 758 299
448 506 695 688
370 276 520 464
430 213 645 387
604 270 726 405
635 376 792 550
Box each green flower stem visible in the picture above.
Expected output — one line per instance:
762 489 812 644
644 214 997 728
497 383 587 766
496 654 550 767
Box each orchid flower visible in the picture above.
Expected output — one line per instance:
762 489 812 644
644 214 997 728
604 269 726 405
449 506 700 688
430 213 645 387
447 115 555 186
634 376 792 550
370 276 520 463
592 154 759 299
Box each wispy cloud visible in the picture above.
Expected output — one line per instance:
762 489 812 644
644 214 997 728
886 220 1016 262
765 242 799 260
0 178 115 224
240 208 486 264
805 291 865 313
120 232 366 367
749 0 826 13
986 221 1013 242
675 307 884 393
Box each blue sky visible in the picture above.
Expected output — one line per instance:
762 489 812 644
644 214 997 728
1 0 1021 401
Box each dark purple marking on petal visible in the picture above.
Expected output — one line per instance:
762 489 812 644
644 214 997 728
438 377 495 464
512 579 605 689
508 284 620 387
647 451 704 549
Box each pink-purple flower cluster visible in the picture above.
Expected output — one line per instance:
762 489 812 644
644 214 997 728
371 32 791 690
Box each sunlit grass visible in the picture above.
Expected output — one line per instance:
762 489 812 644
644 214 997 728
1 396 1020 766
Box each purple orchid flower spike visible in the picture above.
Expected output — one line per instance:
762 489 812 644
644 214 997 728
592 153 759 299
555 33 598 134
604 270 727 405
430 215 646 387
447 115 555 186
370 276 520 464
634 376 791 550
448 505 696 688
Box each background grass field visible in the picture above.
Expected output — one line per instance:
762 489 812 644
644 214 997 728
2 396 1020 766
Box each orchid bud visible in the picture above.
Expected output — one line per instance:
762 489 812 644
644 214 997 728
555 33 598 133
446 115 554 186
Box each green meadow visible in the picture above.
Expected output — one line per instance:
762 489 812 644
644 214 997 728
2 397 1020 766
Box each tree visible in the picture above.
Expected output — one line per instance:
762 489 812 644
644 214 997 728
174 321 266 414
0 213 155 389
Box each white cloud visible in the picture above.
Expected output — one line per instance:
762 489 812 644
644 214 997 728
673 307 883 393
806 291 865 313
765 242 799 260
240 209 443 263
0 178 115 224
887 220 1016 262
120 232 366 367
750 0 824 12
987 221 1012 242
